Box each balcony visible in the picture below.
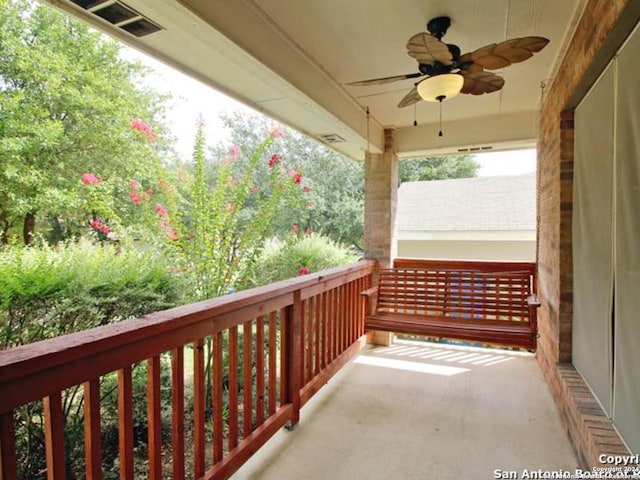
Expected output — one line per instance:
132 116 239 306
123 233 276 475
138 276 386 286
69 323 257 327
0 260 580 479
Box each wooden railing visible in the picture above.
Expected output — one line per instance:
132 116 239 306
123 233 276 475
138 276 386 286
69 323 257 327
0 260 374 480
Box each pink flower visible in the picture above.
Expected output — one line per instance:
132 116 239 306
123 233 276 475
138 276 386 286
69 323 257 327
291 223 299 234
166 227 179 241
250 187 260 194
81 173 100 185
129 191 142 205
305 228 313 236
89 218 110 235
161 220 179 241
229 145 240 158
131 118 156 143
302 185 311 193
297 266 310 276
270 126 284 138
154 203 168 217
289 169 303 184
130 179 140 190
268 154 282 168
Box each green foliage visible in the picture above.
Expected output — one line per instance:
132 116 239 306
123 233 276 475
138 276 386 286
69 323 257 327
0 240 183 479
0 240 183 349
249 233 359 287
210 111 365 249
0 0 172 244
175 123 307 300
399 155 480 182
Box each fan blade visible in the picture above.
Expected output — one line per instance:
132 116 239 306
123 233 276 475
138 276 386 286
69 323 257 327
407 33 453 65
460 62 484 74
397 86 422 108
461 72 505 95
346 72 423 86
460 36 549 70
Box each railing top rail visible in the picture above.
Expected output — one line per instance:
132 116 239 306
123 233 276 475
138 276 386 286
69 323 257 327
0 260 375 386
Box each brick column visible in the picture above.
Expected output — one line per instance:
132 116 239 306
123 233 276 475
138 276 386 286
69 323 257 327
364 128 398 266
364 128 398 345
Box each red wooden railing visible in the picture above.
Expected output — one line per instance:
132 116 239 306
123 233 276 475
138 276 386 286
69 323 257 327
0 260 374 480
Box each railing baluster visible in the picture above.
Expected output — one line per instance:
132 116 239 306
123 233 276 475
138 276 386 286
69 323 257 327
300 299 307 386
279 308 287 408
193 339 205 477
314 296 320 375
243 321 253 439
256 316 265 426
329 288 335 362
228 326 239 450
349 281 356 343
305 299 313 383
313 295 322 375
44 392 66 480
171 347 185 480
213 332 224 464
83 379 102 480
117 366 134 479
339 285 345 353
147 356 162 480
0 412 17 480
319 293 326 370
268 312 277 415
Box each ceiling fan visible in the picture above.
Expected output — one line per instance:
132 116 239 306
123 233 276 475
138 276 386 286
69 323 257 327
347 16 549 108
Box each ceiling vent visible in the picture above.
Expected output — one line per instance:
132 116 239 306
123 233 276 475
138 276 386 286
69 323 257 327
318 133 346 144
68 0 162 37
457 146 493 153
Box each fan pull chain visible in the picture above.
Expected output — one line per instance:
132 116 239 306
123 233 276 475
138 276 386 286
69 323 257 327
438 97 444 137
413 103 418 127
366 106 370 152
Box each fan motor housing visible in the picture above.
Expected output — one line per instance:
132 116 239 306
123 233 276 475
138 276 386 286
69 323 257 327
419 62 451 76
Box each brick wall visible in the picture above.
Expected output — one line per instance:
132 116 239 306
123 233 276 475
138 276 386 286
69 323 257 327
537 0 634 467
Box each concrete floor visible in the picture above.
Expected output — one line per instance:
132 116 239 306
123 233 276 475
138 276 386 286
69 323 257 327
232 339 579 480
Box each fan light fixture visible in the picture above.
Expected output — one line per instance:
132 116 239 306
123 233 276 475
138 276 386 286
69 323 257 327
416 74 464 102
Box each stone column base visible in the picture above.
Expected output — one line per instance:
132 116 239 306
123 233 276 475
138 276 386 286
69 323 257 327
369 331 395 347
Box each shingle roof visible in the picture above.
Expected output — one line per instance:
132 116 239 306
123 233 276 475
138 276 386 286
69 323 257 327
395 173 536 232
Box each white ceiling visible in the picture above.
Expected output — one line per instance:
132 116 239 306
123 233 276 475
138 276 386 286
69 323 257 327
48 0 586 159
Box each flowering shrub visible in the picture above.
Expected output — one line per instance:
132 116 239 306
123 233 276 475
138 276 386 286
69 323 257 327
177 122 309 299
76 119 308 299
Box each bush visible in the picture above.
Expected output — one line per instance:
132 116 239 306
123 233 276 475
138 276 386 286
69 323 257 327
249 233 359 287
0 240 185 479
0 240 184 349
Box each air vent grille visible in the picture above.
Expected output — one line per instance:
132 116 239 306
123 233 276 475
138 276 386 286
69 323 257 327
457 146 493 153
68 0 163 37
318 133 346 144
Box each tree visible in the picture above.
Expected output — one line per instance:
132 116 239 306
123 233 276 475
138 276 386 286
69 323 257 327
399 155 479 183
0 0 171 244
210 111 364 249
174 121 307 299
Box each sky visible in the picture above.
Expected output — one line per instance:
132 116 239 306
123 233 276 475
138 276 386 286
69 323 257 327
123 47 537 177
